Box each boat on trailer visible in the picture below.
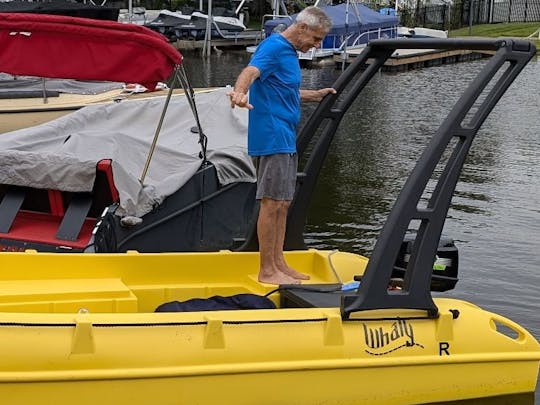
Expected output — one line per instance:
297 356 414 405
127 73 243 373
0 13 538 402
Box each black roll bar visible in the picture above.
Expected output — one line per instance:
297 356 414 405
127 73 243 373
336 38 535 318
238 38 535 320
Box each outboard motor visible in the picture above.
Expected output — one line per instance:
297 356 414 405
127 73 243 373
393 236 459 292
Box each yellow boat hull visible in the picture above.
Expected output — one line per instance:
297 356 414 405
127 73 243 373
0 250 537 404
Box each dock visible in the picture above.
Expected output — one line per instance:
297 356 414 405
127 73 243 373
334 48 494 71
173 30 263 51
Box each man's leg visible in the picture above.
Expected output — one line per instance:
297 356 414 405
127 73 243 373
257 198 299 285
274 200 310 280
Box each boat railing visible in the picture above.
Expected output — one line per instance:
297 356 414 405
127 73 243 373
337 25 399 51
259 13 292 35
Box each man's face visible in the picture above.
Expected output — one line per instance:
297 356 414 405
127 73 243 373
297 23 327 52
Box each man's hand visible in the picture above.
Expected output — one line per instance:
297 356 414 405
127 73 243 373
317 87 337 100
228 89 254 109
300 87 337 102
228 66 260 109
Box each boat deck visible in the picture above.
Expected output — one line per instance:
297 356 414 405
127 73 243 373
173 29 263 51
0 87 216 134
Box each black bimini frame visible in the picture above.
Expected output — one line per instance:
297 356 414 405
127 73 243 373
139 64 209 185
245 38 536 318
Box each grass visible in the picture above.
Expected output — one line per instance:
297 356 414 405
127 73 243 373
449 22 540 45
247 18 540 46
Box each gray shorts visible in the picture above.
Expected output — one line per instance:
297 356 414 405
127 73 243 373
254 153 298 201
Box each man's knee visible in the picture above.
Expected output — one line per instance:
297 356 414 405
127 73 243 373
260 198 290 214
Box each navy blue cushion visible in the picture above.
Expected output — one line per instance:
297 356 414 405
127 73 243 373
155 294 276 312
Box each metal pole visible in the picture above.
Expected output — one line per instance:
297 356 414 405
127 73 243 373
139 68 179 184
128 0 133 23
41 78 48 104
203 0 213 57
468 0 473 35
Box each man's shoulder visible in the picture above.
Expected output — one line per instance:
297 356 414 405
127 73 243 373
257 34 291 52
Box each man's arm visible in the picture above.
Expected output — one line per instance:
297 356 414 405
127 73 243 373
300 87 337 102
228 66 261 109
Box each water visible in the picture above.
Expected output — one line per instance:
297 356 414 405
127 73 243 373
181 50 540 401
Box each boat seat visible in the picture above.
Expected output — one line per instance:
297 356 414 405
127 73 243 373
280 284 352 308
0 159 120 249
0 278 138 313
56 193 93 241
0 186 25 233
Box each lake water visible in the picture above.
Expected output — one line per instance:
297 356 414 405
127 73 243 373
181 49 540 402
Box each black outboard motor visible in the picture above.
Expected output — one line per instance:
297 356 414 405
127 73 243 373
393 236 459 292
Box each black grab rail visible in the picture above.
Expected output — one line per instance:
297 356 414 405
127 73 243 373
337 39 535 319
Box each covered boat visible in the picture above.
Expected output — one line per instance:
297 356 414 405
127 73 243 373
0 74 130 134
263 3 398 60
0 13 260 254
0 26 538 402
0 13 193 134
0 73 203 134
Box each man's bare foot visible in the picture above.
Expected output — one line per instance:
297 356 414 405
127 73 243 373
279 265 310 280
258 269 300 285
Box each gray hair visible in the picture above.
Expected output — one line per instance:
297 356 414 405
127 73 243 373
295 6 332 32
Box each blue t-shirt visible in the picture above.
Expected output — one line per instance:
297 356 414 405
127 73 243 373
247 34 301 156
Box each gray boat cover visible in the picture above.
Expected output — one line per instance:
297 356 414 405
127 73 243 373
0 86 255 217
0 73 124 95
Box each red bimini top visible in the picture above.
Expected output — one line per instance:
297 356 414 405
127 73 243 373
0 13 182 89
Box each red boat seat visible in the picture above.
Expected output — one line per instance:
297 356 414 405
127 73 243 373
0 159 119 251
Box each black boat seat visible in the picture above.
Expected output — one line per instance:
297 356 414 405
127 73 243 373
56 193 93 241
0 186 25 233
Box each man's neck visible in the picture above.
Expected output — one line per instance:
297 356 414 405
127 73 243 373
281 26 300 50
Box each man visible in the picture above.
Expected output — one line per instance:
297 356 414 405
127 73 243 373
229 6 336 285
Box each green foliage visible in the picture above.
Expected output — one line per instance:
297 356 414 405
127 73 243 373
450 22 540 38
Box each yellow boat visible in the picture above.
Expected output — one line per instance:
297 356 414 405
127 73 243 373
0 249 537 404
0 14 538 404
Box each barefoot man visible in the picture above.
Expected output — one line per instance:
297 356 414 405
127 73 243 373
228 6 336 285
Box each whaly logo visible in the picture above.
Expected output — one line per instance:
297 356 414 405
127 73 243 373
362 319 424 355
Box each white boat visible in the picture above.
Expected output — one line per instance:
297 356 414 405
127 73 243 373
0 75 158 134
0 75 209 134
117 7 161 25
398 26 449 38
145 7 246 41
